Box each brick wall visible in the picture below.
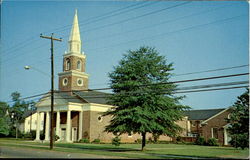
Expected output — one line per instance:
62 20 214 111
201 109 231 145
63 56 85 72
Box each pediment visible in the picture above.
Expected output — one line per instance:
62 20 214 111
36 93 68 107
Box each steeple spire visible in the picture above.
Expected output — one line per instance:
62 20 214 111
68 9 81 54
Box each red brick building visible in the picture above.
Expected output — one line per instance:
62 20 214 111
184 108 232 145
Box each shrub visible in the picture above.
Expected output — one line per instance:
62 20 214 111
148 137 154 144
195 136 206 145
30 130 36 139
92 139 101 144
54 135 60 141
153 133 160 143
40 132 45 140
83 131 89 139
112 136 121 146
176 136 182 142
22 133 32 139
207 138 219 146
79 138 90 143
135 138 142 144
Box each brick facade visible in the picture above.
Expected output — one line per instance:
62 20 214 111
200 109 231 145
63 56 86 72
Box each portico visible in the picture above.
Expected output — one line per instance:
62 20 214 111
35 92 85 142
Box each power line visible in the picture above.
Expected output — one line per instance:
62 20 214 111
1 2 155 64
174 64 249 76
175 85 248 94
88 64 249 88
7 73 249 103
6 72 247 103
2 2 150 56
79 1 191 34
85 4 231 43
39 85 249 101
42 1 155 35
87 14 246 52
57 72 249 92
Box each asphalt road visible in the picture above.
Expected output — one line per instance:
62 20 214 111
0 146 123 159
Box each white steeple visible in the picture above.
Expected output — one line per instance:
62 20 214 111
68 9 81 54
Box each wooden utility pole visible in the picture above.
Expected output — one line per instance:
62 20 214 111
40 33 62 150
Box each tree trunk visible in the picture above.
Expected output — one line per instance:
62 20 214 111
141 132 146 151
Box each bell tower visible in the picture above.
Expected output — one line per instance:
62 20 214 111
58 10 89 91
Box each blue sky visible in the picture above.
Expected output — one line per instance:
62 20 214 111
0 0 249 109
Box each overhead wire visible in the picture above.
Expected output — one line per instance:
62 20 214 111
1 1 155 64
6 72 249 103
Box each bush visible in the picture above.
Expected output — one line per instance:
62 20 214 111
54 135 60 141
148 137 154 144
195 136 206 145
79 138 90 143
92 139 101 144
135 138 142 144
40 132 45 140
176 136 182 142
112 136 121 146
229 133 249 150
30 130 36 139
207 138 219 146
22 133 32 139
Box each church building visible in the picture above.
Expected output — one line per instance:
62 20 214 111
35 10 188 143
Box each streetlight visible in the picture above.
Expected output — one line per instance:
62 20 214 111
24 65 50 77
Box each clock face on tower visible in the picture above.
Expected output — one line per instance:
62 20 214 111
63 78 68 86
77 78 83 86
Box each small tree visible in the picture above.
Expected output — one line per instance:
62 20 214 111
9 92 31 138
227 89 249 149
112 136 121 146
0 102 11 136
103 46 189 151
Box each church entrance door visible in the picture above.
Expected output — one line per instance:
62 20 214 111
61 128 66 141
72 127 77 142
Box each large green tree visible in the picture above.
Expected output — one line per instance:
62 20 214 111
227 89 249 149
103 46 189 150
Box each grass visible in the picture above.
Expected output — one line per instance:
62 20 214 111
0 138 249 159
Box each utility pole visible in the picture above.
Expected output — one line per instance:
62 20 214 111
40 33 62 150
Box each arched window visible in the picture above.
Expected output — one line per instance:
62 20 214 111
77 60 81 70
66 59 71 70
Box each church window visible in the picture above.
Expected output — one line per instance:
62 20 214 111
77 78 83 86
77 60 81 70
98 116 103 122
66 59 71 70
63 78 68 86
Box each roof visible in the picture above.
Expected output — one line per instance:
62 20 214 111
54 91 87 104
184 108 226 120
23 110 36 118
73 90 110 105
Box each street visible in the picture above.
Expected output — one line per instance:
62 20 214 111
0 146 122 159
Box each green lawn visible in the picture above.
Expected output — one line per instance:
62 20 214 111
0 138 248 159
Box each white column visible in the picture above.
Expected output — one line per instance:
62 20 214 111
56 111 60 139
224 128 228 145
45 112 50 141
66 110 71 142
35 112 41 141
78 111 83 141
